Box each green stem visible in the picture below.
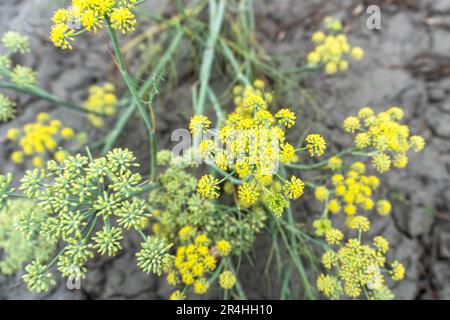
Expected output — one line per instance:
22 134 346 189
106 22 157 181
101 29 183 155
279 166 315 299
226 260 247 299
0 81 100 115
208 163 245 185
194 0 226 115
275 217 315 299
285 147 357 171
137 229 147 242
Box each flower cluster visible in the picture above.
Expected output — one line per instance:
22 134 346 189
6 112 77 167
232 80 273 117
316 161 391 217
146 152 264 298
0 93 15 122
0 199 55 275
307 17 364 75
191 81 325 217
0 31 36 89
344 106 426 173
136 236 173 275
1 31 30 54
0 174 14 210
168 235 218 295
149 150 267 252
165 234 236 297
18 148 153 292
84 83 118 127
219 270 237 290
315 218 405 299
50 0 142 50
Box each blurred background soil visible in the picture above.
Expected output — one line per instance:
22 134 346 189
0 0 449 299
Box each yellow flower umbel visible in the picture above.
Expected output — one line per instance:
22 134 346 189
219 271 236 289
345 106 426 173
6 112 75 167
169 290 186 300
215 239 232 257
307 17 364 75
191 80 315 217
50 0 141 49
283 176 305 200
305 133 327 157
197 175 220 199
317 220 405 300
84 83 118 127
327 156 342 171
232 80 273 117
110 7 136 34
169 235 217 295
318 162 389 217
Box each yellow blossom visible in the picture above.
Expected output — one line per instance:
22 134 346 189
343 116 361 133
11 150 24 163
315 186 329 202
238 181 260 207
197 175 220 199
317 274 341 299
373 236 389 254
219 271 236 289
410 135 425 152
189 115 211 135
215 240 232 257
328 199 341 214
389 261 405 281
346 215 370 232
372 153 391 173
169 290 185 300
50 23 75 50
193 278 209 295
110 7 136 33
328 156 342 170
351 47 365 60
305 134 326 157
376 200 391 216
325 228 343 245
283 176 305 200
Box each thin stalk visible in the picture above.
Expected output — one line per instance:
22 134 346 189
275 218 315 299
280 165 315 299
285 147 357 171
226 260 247 299
207 87 224 125
0 81 100 115
194 0 226 115
106 22 157 180
101 29 183 154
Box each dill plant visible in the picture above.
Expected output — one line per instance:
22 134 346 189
0 30 95 115
0 0 429 301
6 112 79 167
189 79 426 299
0 199 55 275
1 148 169 293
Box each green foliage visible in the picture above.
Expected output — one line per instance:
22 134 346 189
15 148 161 292
1 31 30 54
149 150 267 253
0 173 14 209
0 93 15 122
22 261 56 293
0 199 55 275
136 236 173 276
